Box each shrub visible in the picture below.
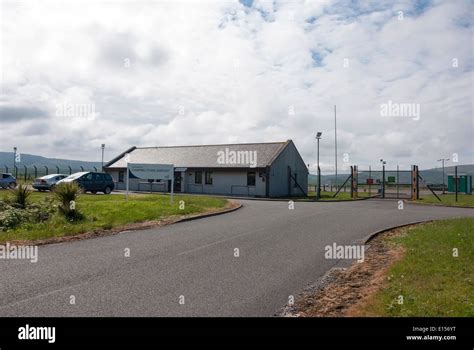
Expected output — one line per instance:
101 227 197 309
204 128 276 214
10 184 31 209
53 182 84 221
0 203 53 231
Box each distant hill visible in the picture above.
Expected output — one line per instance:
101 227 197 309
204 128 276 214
309 164 474 186
0 152 101 174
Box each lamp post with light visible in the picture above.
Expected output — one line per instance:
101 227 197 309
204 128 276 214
316 132 322 200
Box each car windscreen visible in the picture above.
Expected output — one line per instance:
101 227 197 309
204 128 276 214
64 172 88 180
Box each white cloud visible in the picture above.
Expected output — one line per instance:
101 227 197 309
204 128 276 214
0 0 472 171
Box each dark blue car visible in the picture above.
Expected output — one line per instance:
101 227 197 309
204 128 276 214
57 172 115 194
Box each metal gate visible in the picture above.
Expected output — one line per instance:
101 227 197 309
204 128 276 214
355 165 416 199
332 165 420 200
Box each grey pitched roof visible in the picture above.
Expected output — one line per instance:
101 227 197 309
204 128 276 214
105 141 290 169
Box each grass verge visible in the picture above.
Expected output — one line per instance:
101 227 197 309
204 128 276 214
417 194 474 208
0 191 228 243
357 218 474 316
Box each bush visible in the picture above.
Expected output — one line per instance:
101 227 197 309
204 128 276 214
0 203 53 231
53 182 84 221
10 184 31 209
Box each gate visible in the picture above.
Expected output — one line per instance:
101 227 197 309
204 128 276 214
332 165 420 200
356 165 417 199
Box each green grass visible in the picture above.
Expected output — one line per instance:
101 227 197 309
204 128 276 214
306 191 373 200
360 218 474 317
0 191 227 243
417 194 474 207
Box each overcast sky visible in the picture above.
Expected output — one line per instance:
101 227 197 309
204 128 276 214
0 0 472 173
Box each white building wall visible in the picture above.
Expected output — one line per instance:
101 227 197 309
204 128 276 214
106 168 266 196
184 170 266 197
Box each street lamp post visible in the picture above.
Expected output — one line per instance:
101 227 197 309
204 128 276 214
13 147 17 176
316 132 322 200
101 144 106 171
437 158 449 194
380 159 386 198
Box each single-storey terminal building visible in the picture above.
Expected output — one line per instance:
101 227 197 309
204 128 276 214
104 140 308 197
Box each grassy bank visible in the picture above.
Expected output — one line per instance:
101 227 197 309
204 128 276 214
0 191 227 243
417 194 474 207
358 218 474 316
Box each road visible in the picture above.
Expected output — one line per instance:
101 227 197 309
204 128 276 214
0 199 472 316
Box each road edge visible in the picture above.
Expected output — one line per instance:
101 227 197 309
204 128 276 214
276 219 438 317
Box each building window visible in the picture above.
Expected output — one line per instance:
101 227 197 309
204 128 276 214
195 171 202 184
293 173 298 188
205 171 213 185
247 172 256 186
118 171 124 183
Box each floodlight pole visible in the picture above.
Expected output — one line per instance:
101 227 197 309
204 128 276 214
101 144 105 171
380 159 386 198
316 132 322 200
13 147 17 172
437 158 449 194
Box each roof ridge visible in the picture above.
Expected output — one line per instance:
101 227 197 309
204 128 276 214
135 141 290 149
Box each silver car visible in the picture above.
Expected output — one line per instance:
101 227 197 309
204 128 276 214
32 174 68 191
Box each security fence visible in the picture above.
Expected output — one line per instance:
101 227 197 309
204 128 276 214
2 165 101 183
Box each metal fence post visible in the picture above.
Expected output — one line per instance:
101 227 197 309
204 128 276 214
397 165 399 198
350 166 353 198
382 164 385 198
455 165 458 202
352 165 358 199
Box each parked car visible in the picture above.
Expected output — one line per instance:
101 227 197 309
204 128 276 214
32 174 68 191
0 173 17 189
57 172 114 194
